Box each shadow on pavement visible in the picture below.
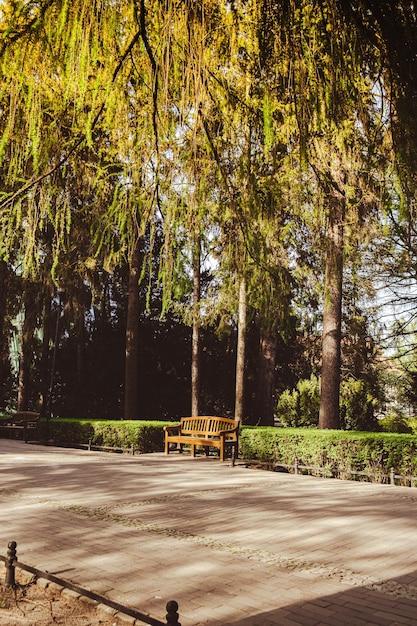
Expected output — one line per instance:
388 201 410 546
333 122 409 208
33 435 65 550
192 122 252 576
225 571 417 626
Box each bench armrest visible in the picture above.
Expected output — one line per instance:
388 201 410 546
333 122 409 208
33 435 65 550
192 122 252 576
164 424 181 433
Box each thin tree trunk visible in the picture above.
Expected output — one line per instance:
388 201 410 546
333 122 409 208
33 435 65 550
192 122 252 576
235 275 247 423
318 193 344 429
0 261 8 409
257 328 277 426
74 298 86 389
191 238 201 416
39 289 52 417
124 239 141 420
17 282 37 411
46 289 64 419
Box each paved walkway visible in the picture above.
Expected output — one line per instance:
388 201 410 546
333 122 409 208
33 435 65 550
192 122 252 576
1 440 417 625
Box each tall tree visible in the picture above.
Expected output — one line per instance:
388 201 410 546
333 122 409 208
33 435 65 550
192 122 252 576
17 280 39 411
234 274 247 422
191 235 201 416
124 238 141 420
0 261 12 409
318 168 346 428
277 1 387 428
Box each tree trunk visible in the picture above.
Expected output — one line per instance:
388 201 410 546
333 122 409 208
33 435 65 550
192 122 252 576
46 289 64 418
191 238 201 416
74 297 86 389
39 289 52 417
17 282 37 411
124 239 141 420
318 192 345 429
257 328 277 426
235 275 247 423
0 261 8 409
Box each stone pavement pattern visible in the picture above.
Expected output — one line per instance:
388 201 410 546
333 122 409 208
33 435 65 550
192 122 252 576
1 439 417 625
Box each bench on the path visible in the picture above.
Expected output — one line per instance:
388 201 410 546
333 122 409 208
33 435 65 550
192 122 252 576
0 411 40 443
164 416 239 461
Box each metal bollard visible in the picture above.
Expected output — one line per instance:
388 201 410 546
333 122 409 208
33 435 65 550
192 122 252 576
166 600 181 625
5 541 17 587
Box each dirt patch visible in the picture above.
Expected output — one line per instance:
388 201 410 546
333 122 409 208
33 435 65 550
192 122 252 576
0 570 136 625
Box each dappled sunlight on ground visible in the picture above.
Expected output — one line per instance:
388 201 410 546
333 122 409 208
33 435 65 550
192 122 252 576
1 440 417 624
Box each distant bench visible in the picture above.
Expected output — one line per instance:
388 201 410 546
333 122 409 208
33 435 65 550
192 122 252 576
0 411 40 443
164 416 240 462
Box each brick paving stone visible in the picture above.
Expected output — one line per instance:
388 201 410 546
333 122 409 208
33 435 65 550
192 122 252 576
374 613 411 625
277 608 322 626
273 618 307 626
388 603 417 619
298 601 337 619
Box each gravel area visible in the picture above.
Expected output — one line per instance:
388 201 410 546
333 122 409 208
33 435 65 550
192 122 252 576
0 569 143 625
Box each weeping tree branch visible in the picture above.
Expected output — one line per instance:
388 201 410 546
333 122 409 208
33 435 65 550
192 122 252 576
135 0 159 157
0 0 57 58
0 29 143 212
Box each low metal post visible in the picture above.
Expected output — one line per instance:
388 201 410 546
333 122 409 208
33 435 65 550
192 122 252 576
166 600 181 625
5 541 17 587
294 459 298 475
390 467 395 485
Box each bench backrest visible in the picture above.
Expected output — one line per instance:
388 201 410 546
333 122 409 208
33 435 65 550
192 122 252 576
180 416 239 438
11 411 40 424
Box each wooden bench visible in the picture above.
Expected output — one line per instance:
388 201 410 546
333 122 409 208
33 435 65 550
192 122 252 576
164 416 239 462
0 411 40 443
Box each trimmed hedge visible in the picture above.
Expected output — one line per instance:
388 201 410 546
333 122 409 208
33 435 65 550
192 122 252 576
240 427 417 480
36 419 166 453
3 418 417 484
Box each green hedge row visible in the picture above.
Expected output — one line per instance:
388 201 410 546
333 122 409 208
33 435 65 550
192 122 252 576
3 418 417 483
240 427 417 481
37 419 166 453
